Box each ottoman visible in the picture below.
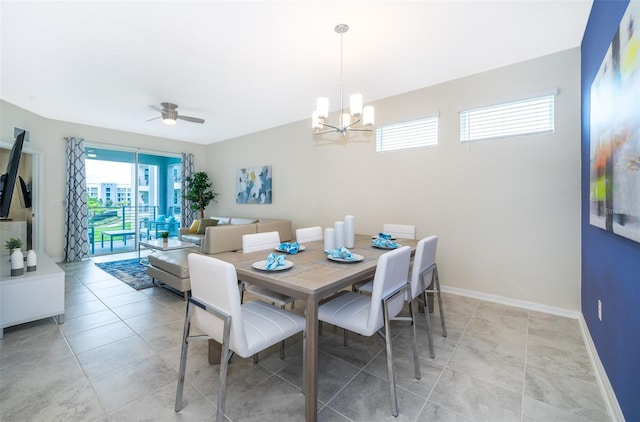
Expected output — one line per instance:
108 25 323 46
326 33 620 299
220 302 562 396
147 249 197 300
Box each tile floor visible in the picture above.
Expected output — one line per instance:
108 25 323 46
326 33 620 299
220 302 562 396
0 254 610 421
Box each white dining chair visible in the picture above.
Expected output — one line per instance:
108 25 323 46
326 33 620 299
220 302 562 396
295 226 323 243
357 235 446 358
175 253 305 422
318 246 420 417
353 223 416 293
241 231 296 359
382 223 416 239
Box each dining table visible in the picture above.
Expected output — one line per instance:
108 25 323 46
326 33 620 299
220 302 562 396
213 233 419 421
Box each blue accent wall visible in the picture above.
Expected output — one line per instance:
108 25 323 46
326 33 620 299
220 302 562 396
581 1 640 419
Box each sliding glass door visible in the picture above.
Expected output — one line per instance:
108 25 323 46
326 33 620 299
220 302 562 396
85 147 181 256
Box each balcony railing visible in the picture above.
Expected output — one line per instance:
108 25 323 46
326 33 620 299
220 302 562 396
88 205 182 255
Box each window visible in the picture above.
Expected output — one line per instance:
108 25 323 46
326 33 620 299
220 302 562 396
460 95 554 142
376 116 438 152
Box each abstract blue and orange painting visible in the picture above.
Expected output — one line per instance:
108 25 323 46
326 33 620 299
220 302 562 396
236 165 272 204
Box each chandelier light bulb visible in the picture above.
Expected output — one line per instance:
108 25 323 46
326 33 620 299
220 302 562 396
312 111 322 129
349 94 363 116
363 106 375 127
342 113 351 128
316 97 329 119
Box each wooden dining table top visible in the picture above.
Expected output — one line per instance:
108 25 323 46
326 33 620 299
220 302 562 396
214 234 419 301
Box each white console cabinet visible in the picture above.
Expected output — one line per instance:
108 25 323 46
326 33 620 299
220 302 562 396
0 251 64 338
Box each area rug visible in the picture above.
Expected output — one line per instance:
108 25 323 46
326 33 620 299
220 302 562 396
95 258 153 290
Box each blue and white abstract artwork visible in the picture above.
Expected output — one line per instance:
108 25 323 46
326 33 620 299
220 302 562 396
236 165 272 204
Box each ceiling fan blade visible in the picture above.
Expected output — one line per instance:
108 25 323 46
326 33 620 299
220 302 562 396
146 116 161 122
149 104 163 112
177 115 205 124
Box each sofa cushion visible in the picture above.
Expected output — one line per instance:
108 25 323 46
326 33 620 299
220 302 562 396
211 216 231 225
187 220 200 234
197 218 218 234
148 249 195 278
181 233 204 245
231 217 259 225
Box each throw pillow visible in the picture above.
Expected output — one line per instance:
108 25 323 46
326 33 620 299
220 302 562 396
197 218 218 234
187 220 200 234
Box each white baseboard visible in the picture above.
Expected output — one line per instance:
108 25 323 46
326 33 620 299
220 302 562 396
578 316 625 422
439 285 623 421
440 285 582 319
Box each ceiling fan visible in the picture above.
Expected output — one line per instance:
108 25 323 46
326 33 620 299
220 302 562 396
148 102 205 125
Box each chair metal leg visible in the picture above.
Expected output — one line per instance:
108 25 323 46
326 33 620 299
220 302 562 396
280 304 286 359
343 328 349 347
302 330 307 395
420 273 436 359
216 314 232 422
382 298 399 417
175 301 194 412
408 300 421 380
434 267 447 337
422 290 435 359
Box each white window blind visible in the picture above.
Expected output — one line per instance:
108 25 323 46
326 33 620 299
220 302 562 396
376 116 438 152
460 95 554 142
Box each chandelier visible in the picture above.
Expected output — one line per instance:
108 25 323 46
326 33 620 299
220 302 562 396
312 24 374 136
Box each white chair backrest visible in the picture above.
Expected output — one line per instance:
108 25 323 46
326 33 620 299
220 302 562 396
409 235 438 300
367 246 411 333
295 226 323 243
382 224 416 240
188 253 248 353
242 231 281 253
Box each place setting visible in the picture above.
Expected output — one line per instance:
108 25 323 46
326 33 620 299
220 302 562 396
371 232 401 249
275 241 305 254
324 246 364 263
252 252 294 271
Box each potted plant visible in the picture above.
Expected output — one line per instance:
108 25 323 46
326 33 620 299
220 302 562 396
160 231 169 245
5 237 23 252
184 172 218 219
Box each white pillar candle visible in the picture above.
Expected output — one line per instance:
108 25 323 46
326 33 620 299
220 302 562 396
324 228 335 251
334 221 345 249
344 215 355 248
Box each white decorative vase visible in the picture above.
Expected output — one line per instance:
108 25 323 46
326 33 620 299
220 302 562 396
11 249 24 276
27 250 37 272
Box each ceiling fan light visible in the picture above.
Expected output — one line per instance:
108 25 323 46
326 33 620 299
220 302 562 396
163 117 177 125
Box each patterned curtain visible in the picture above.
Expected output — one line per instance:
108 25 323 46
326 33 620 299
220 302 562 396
181 153 195 228
63 137 90 262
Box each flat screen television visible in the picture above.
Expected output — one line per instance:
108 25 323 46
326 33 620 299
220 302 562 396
0 130 26 219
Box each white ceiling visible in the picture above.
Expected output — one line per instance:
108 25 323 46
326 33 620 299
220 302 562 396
1 0 593 145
